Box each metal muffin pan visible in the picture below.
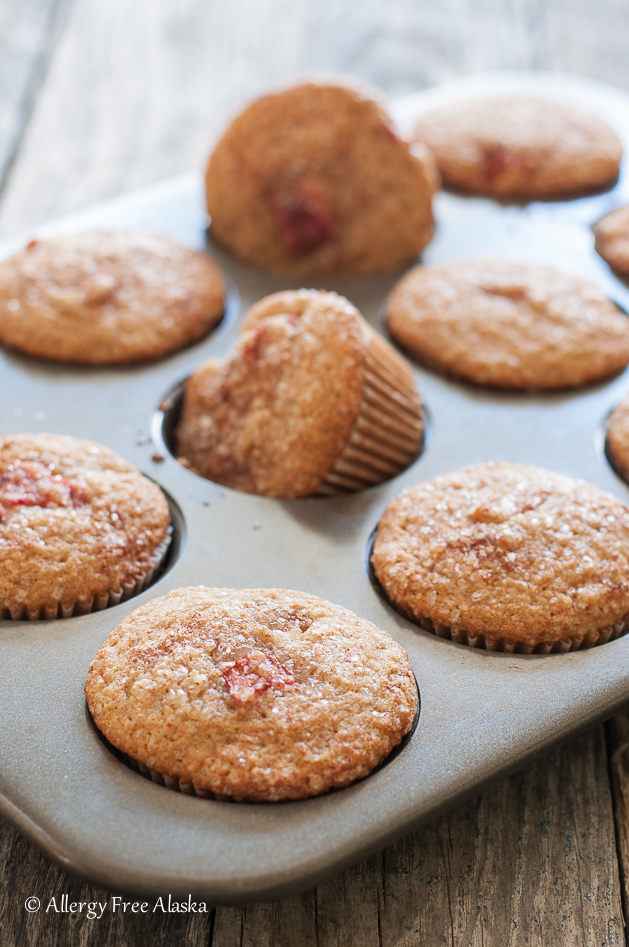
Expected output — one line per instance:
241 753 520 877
2 71 629 902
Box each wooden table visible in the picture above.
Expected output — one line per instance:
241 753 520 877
2 1 629 943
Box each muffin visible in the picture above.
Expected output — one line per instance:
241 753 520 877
595 206 629 277
606 394 629 482
175 290 423 497
412 96 622 199
386 257 629 390
205 80 435 277
0 434 171 619
85 586 418 801
0 231 225 364
372 462 629 653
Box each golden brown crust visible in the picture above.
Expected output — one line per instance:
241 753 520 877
387 257 629 390
412 97 622 199
85 586 418 802
595 206 629 276
372 462 629 647
176 290 366 496
0 434 171 615
607 395 629 482
205 81 434 276
0 231 225 364
176 291 366 497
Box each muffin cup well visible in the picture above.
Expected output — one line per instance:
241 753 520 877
0 528 172 621
318 327 424 495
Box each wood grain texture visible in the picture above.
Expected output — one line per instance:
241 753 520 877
0 820 213 947
212 727 624 947
0 0 72 190
0 0 312 236
608 713 629 922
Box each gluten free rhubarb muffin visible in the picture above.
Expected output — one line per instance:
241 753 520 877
595 206 629 277
175 289 423 497
0 231 225 364
412 96 622 200
85 586 418 801
372 462 629 653
0 434 171 619
387 257 629 390
205 80 435 277
606 394 629 482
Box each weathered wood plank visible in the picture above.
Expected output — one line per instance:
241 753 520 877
0 0 313 237
213 895 318 947
213 727 624 946
607 713 629 922
0 0 73 193
377 724 623 947
0 818 213 947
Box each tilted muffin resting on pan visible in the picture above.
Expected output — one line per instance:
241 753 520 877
85 586 418 802
412 96 622 200
0 231 225 364
205 80 436 277
0 434 171 619
175 289 423 497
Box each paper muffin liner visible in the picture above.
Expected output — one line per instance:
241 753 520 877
318 326 424 495
123 754 214 798
123 754 222 799
412 612 629 654
1 527 172 621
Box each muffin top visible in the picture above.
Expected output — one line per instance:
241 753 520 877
386 257 629 390
0 434 171 616
205 80 435 277
372 461 629 647
412 96 622 199
595 205 629 277
177 290 370 497
85 586 418 802
0 231 225 364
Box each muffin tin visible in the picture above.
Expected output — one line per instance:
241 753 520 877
2 71 629 902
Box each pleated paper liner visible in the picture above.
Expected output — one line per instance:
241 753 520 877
87 675 421 801
1 528 172 621
318 326 424 495
413 614 629 653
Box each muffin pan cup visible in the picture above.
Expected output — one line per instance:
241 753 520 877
2 72 629 902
